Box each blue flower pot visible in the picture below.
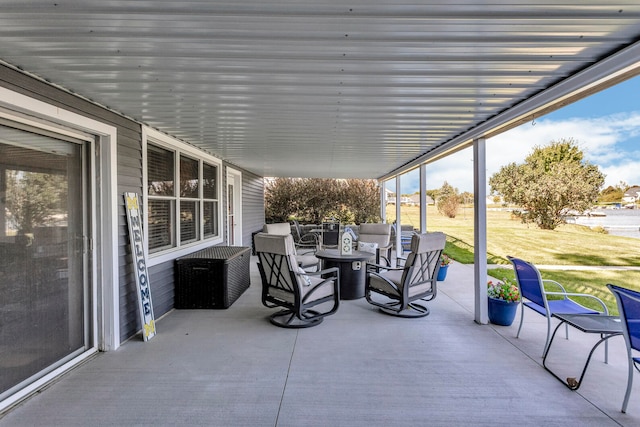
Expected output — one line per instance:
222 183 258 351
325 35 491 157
488 297 518 326
437 264 449 281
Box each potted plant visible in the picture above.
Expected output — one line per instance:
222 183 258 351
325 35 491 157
437 254 452 281
487 279 520 326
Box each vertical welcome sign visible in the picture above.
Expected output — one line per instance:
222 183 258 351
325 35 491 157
124 192 156 341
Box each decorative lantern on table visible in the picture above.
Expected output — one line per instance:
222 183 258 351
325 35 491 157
340 232 353 255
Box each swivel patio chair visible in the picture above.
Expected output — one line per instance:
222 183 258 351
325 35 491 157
357 223 392 267
255 233 340 328
291 219 319 254
263 222 319 271
508 256 608 356
607 284 640 413
391 223 416 256
365 232 445 317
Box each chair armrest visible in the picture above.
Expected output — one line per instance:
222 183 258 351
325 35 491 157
368 262 403 272
299 233 319 243
304 267 339 277
545 291 609 314
542 279 568 293
297 267 341 304
395 254 408 267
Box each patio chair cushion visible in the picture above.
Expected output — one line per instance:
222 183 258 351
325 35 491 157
369 268 432 297
301 277 337 301
296 266 312 285
255 233 300 276
368 268 402 294
358 223 391 247
295 253 320 270
263 223 319 270
263 222 292 235
269 274 335 304
358 241 378 254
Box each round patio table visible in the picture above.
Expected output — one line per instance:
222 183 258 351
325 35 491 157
314 249 374 300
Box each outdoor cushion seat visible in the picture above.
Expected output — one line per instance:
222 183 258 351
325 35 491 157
509 256 608 356
263 222 292 235
294 253 320 269
263 222 320 271
357 223 392 266
365 232 445 317
368 268 433 297
268 274 335 304
255 232 340 328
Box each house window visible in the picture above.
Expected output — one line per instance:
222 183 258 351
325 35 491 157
146 142 220 254
203 163 219 238
147 144 175 252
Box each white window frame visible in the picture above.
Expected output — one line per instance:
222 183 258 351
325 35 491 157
142 127 223 267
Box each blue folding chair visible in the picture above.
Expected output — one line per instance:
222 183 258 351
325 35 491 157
607 284 640 413
508 256 608 356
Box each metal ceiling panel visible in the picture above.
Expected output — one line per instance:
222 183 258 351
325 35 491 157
1 1 640 178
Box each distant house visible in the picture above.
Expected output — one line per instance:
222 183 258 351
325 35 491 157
622 186 640 204
385 188 395 204
407 194 435 205
385 192 431 206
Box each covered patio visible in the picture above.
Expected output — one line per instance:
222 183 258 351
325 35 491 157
2 1 640 419
1 259 638 426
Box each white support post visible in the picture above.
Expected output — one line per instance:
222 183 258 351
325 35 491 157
395 176 402 257
379 180 386 223
473 138 489 324
419 164 427 233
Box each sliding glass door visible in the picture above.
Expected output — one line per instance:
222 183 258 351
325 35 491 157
0 124 90 399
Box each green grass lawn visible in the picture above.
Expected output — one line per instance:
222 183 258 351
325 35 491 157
387 204 640 315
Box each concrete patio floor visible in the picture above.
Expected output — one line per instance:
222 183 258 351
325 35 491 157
1 259 639 426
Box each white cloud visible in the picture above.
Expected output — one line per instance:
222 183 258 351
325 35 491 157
600 161 640 188
395 112 640 193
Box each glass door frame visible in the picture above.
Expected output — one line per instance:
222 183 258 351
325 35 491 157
0 87 119 412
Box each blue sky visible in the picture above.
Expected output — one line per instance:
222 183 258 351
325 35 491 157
389 75 640 194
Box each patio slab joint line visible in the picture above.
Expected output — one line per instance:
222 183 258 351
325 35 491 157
275 330 299 426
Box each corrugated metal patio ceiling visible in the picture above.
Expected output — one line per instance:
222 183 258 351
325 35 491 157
1 1 640 179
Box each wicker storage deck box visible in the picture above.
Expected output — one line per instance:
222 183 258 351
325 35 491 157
175 246 251 309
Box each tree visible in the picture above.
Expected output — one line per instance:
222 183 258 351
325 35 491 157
264 177 299 223
343 179 381 224
489 139 605 230
265 178 381 224
599 181 627 203
436 181 460 218
425 188 439 201
460 191 474 204
5 170 67 233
